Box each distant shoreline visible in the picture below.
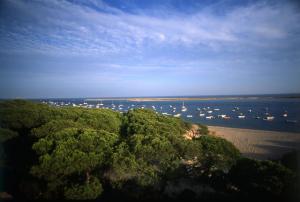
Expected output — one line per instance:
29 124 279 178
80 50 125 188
85 95 300 102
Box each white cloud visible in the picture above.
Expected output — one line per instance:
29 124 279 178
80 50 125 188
0 0 299 56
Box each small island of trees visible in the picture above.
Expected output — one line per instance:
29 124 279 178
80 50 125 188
0 100 299 201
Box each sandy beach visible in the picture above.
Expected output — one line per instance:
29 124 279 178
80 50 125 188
208 126 300 160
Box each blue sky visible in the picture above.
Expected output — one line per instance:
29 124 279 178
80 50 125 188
0 0 300 98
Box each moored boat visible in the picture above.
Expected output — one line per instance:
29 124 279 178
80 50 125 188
263 116 275 121
174 113 181 117
285 120 297 123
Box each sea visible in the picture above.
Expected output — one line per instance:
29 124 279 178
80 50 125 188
34 95 300 133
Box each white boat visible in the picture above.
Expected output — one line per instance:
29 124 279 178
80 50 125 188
283 112 288 117
174 113 181 117
238 115 245 119
218 114 227 118
186 115 193 118
214 108 220 111
206 116 214 119
99 100 104 106
199 113 205 117
207 110 213 114
263 116 274 121
181 101 187 112
286 120 297 123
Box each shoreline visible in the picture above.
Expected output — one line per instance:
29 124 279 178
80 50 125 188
84 96 300 102
207 126 300 160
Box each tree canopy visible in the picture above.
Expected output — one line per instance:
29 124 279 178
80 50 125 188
0 100 298 201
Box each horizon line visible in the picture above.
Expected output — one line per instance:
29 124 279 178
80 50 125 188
1 92 300 100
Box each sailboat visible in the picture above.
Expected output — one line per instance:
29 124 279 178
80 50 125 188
174 113 181 117
181 101 187 112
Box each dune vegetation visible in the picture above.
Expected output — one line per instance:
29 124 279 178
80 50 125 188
0 100 298 201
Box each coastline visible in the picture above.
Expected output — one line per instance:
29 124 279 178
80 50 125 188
208 126 300 160
83 94 300 102
85 97 257 101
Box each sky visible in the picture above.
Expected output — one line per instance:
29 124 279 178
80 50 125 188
0 0 300 98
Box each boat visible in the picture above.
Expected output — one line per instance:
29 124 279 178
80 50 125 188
174 113 181 117
99 100 104 106
255 116 261 119
238 115 245 119
283 112 288 117
248 109 252 113
206 116 214 119
263 116 274 121
186 115 193 118
286 120 297 123
218 114 227 118
214 108 220 111
199 113 205 117
181 101 187 112
207 110 213 114
223 116 230 119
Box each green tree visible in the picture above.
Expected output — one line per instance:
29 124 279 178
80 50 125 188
229 158 295 198
196 135 241 173
31 126 118 199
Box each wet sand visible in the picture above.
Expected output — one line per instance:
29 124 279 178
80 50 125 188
208 126 300 160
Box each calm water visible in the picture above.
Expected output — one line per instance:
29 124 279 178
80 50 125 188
37 98 300 133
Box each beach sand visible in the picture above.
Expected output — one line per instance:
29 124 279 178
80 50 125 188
208 126 300 160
